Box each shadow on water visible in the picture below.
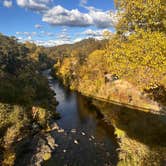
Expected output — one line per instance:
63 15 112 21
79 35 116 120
93 100 166 165
93 100 166 147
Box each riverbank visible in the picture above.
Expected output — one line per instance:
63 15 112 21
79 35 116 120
51 67 164 114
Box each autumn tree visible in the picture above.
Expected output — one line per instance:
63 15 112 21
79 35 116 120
114 0 166 34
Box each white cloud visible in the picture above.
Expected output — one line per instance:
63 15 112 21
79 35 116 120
89 8 117 28
27 35 32 40
35 24 43 29
82 29 104 36
42 5 93 27
80 0 88 5
16 30 55 39
16 0 51 12
82 28 113 40
56 28 71 41
16 31 37 42
16 31 37 36
38 30 55 37
35 39 71 47
3 0 12 8
73 37 84 43
42 5 118 28
16 29 71 47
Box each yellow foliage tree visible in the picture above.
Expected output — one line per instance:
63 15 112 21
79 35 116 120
115 0 166 34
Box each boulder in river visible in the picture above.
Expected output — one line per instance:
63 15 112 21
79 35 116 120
58 128 64 133
81 132 85 136
50 122 59 131
71 129 76 133
74 140 79 144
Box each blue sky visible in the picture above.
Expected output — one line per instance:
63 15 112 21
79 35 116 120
0 0 116 46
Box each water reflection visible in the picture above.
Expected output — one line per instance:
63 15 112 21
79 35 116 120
93 100 166 165
93 100 166 146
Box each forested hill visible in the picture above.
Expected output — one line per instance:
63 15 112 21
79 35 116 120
45 38 107 63
0 33 58 166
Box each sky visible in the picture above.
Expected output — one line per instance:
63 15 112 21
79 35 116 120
0 0 117 46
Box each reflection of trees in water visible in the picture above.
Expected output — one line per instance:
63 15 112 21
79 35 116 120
53 78 74 101
93 100 166 146
92 100 166 165
76 94 119 163
77 94 118 142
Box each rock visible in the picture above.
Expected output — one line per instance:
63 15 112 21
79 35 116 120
50 122 59 131
29 133 57 166
58 128 64 133
41 144 52 153
54 144 59 147
71 129 76 133
74 140 79 144
43 152 51 161
89 138 92 141
32 123 40 133
81 132 85 136
15 132 58 166
45 134 56 149
31 144 51 165
91 136 95 139
106 152 110 157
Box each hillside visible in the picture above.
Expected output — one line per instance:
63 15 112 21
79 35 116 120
0 34 58 165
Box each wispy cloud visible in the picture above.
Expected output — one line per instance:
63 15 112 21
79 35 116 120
34 24 43 29
16 0 52 12
82 29 106 36
80 0 88 6
3 0 12 8
16 28 71 47
82 28 113 40
16 31 37 36
56 28 71 42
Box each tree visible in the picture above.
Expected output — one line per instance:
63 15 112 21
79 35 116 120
115 0 166 34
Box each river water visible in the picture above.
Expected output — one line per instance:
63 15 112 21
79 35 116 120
43 70 166 166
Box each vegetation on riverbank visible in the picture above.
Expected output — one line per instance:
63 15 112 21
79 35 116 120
51 0 166 112
0 34 59 165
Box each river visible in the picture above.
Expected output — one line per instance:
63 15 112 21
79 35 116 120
43 70 166 166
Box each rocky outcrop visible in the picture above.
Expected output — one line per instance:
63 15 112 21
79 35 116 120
15 122 60 166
